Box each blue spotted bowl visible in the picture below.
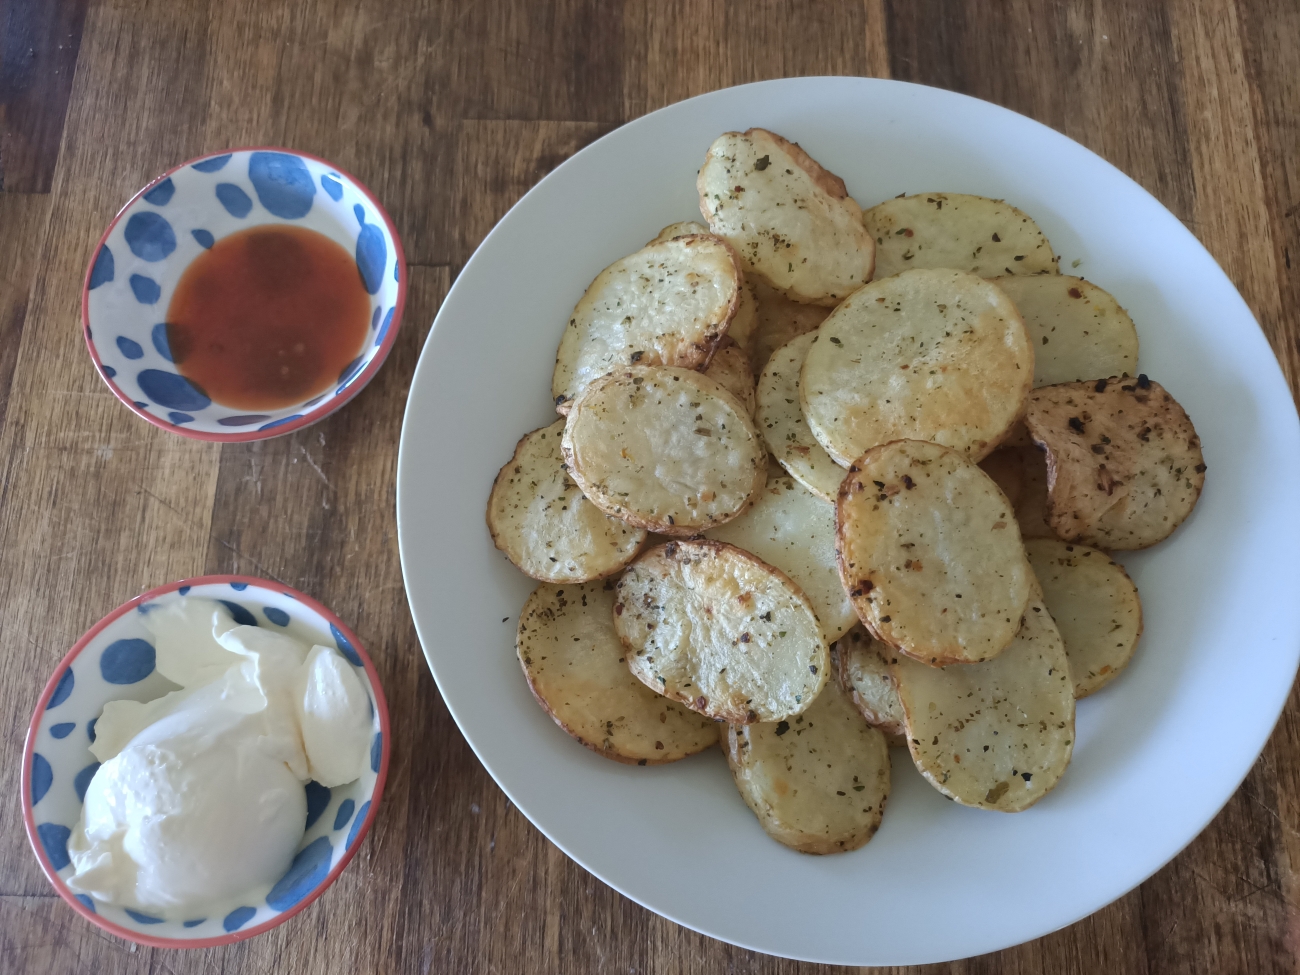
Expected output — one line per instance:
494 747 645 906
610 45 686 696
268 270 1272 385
21 576 391 948
83 149 405 441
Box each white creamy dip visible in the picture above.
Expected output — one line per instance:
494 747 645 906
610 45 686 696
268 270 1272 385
65 598 372 916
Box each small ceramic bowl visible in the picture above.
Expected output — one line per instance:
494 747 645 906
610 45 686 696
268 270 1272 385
21 576 391 948
82 148 406 441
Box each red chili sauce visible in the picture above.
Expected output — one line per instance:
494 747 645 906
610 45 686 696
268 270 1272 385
166 225 370 411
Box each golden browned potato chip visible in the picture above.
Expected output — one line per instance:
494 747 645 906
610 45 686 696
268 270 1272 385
750 278 832 374
724 676 889 853
614 540 829 723
893 591 1075 812
835 626 905 743
648 220 709 244
517 581 718 764
755 332 846 503
551 235 742 411
699 129 874 305
706 468 857 641
703 342 756 416
488 419 647 582
562 366 767 535
837 439 1032 665
1024 377 1206 549
1025 538 1143 697
993 275 1139 386
801 269 1033 466
863 192 1058 280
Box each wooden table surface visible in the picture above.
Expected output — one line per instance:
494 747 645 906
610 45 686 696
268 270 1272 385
2 1 1297 972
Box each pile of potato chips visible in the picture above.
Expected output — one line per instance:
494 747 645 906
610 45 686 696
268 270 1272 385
488 128 1205 853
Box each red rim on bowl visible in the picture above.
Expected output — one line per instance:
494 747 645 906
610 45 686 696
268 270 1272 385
20 574 392 949
81 147 408 443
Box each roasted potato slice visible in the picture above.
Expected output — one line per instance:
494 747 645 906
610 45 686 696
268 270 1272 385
993 275 1139 387
648 220 710 244
703 342 756 416
837 439 1033 665
562 366 767 535
893 590 1074 812
1024 377 1205 549
835 626 905 743
551 235 742 411
699 128 874 305
801 268 1033 465
755 332 846 503
1025 538 1143 697
724 676 889 853
614 540 829 723
517 581 718 764
706 467 857 642
488 420 647 582
863 192 1058 280
750 278 832 374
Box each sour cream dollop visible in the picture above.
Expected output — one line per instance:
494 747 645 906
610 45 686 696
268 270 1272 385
65 598 372 916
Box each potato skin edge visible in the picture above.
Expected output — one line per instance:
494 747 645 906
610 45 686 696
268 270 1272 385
514 587 717 765
486 423 648 583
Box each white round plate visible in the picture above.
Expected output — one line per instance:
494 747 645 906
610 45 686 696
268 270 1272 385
396 78 1300 965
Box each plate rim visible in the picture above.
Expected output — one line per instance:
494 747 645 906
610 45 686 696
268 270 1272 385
396 75 1300 964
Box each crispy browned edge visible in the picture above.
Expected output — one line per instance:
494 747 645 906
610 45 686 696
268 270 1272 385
614 538 823 724
553 233 744 415
698 130 871 306
889 594 1077 813
561 369 768 536
515 581 716 766
486 423 648 582
833 439 1026 666
721 717 888 854
745 127 849 200
834 633 907 740
1025 378 1205 550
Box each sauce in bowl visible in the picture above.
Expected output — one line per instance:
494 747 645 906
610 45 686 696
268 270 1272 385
166 225 371 411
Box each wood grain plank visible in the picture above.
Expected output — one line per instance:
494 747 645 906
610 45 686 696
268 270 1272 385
450 0 624 123
0 895 148 975
623 0 881 119
1169 0 1284 371
0 192 48 432
0 0 219 935
0 0 89 192
884 0 1196 223
452 120 615 265
1235 0 1300 395
199 0 462 267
